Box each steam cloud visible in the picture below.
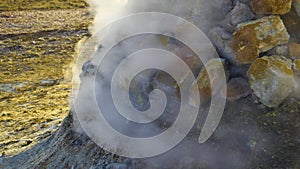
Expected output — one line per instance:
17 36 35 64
72 0 276 168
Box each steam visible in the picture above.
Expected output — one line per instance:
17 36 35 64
71 0 273 168
86 0 226 35
86 0 128 33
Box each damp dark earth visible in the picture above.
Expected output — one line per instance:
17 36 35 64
0 0 300 169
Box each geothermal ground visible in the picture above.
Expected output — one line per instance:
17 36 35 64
0 3 92 156
0 0 300 169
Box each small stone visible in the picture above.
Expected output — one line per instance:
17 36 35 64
223 2 255 32
0 84 14 93
231 16 290 64
221 77 252 101
247 55 295 107
81 60 97 77
289 42 300 59
252 0 292 15
40 79 58 86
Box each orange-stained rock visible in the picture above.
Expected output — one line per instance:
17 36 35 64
231 24 260 64
252 0 292 15
247 55 295 107
232 16 290 64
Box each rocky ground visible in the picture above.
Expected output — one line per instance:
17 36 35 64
1 0 300 169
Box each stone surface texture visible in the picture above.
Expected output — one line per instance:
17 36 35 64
221 77 252 101
293 0 300 17
222 2 255 32
289 42 300 59
232 16 290 64
191 58 226 104
252 0 292 15
247 55 295 107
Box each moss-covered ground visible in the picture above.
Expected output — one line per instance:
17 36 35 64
0 2 92 156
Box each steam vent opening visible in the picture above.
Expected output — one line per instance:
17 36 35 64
1 0 300 169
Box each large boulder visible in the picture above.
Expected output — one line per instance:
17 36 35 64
247 55 295 107
252 0 292 15
231 16 290 64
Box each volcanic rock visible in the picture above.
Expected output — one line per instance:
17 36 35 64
129 70 157 111
282 7 300 40
221 0 234 15
160 35 202 74
223 2 255 32
293 0 300 17
289 42 300 59
247 16 290 52
173 45 202 74
80 60 97 77
292 59 300 99
294 59 300 70
231 16 290 64
208 27 238 65
221 77 252 101
228 64 250 79
267 45 288 57
152 70 180 100
231 24 259 64
252 0 292 15
247 55 295 107
191 58 226 105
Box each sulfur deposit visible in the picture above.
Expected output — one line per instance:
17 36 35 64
252 0 292 15
231 16 290 64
